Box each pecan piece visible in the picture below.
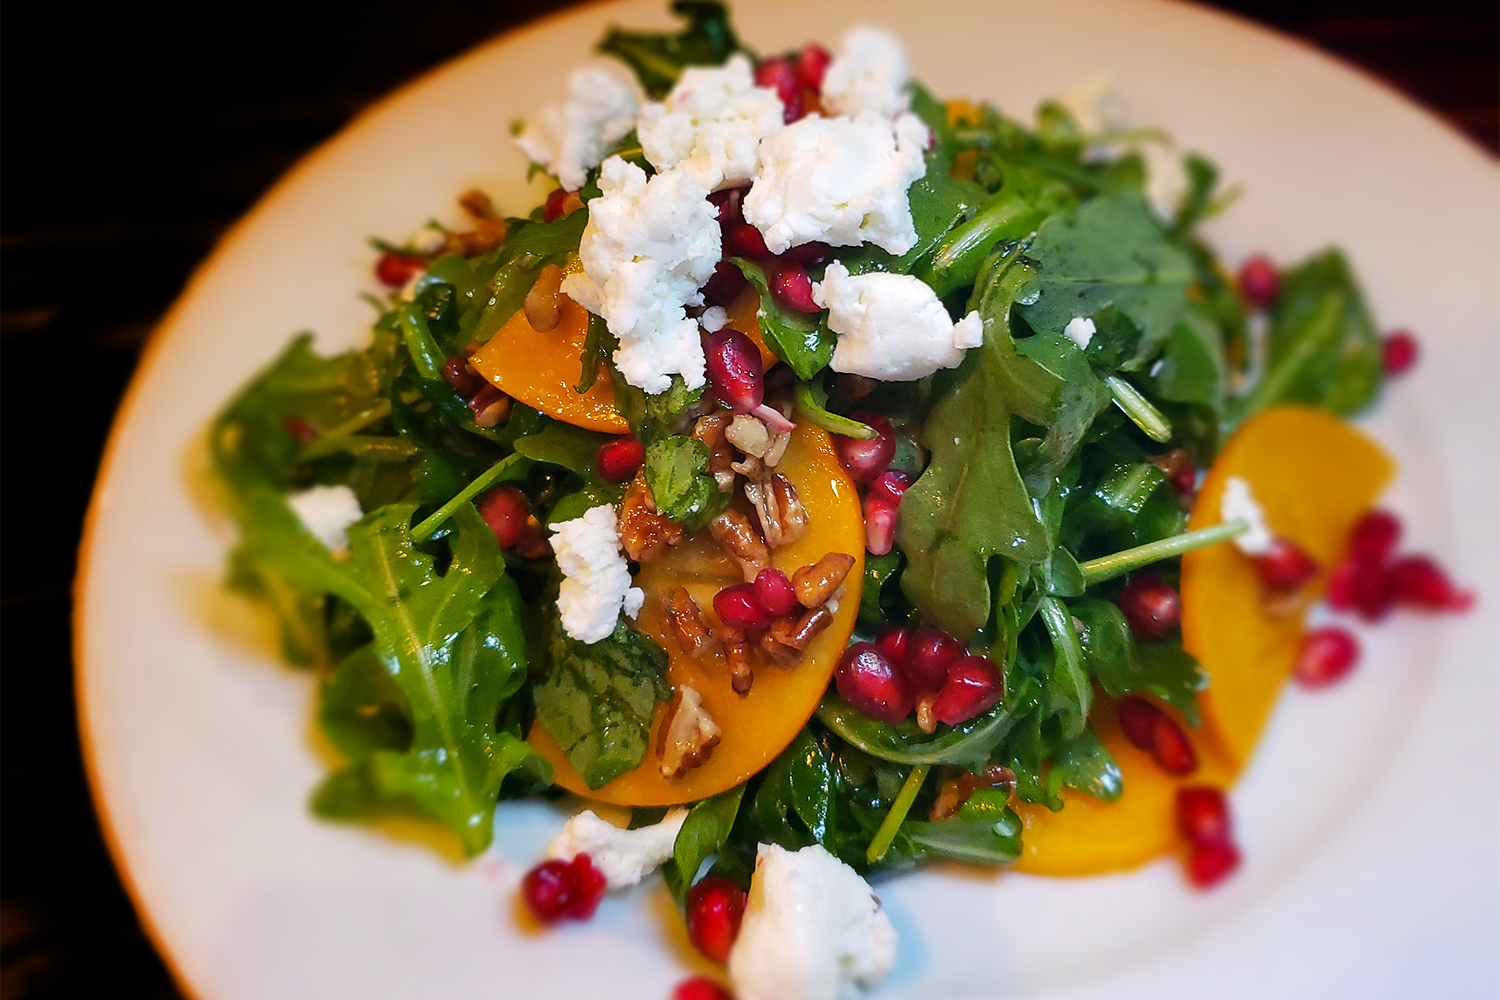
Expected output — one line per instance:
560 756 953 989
665 587 713 657
523 263 564 332
709 509 771 582
793 552 856 608
445 189 508 256
914 693 938 735
744 471 808 548
657 684 722 781
759 605 833 664
722 627 754 695
693 413 736 492
618 474 684 562
927 765 1017 821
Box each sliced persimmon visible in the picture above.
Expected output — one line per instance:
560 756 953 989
469 295 628 433
1016 405 1392 874
529 424 864 806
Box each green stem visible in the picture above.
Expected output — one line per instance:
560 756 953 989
296 400 393 460
866 763 930 865
397 306 444 382
793 381 877 439
410 453 525 541
1080 521 1248 585
1105 375 1172 443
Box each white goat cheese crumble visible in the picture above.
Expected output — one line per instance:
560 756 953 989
546 808 688 889
728 843 897 1000
1221 475 1274 555
743 111 928 256
514 64 641 192
561 157 721 393
1063 315 1096 350
637 54 784 190
286 484 363 555
814 261 982 380
820 25 911 118
551 504 644 643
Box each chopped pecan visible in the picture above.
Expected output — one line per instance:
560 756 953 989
665 587 713 657
914 693 938 735
693 413 737 492
445 189 508 256
793 552 856 608
709 509 771 581
927 765 1017 821
745 471 808 548
724 413 791 468
722 627 754 695
523 263 564 332
618 474 684 562
759 605 833 664
657 684 722 781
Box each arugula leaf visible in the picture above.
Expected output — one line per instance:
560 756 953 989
815 677 1039 767
901 788 1023 865
513 421 612 476
1046 724 1123 803
857 551 904 631
1140 305 1226 410
1070 596 1204 723
644 436 733 530
1037 597 1090 740
919 166 1075 298
533 613 671 790
729 258 835 381
662 786 746 903
599 0 743 97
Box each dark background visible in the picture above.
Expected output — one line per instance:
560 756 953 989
2 1 1494 996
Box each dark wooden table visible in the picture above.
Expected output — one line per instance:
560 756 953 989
2 2 1493 996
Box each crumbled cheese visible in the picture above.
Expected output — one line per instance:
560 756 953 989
546 808 688 888
551 504 644 643
744 112 928 256
728 843 898 1000
813 261 982 380
821 26 911 119
637 54 784 190
1053 72 1129 135
286 485 363 555
1063 316 1096 350
515 64 641 191
1221 475 1274 555
700 305 729 333
561 157 721 392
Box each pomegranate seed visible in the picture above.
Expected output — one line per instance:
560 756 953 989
521 854 608 923
1349 509 1402 564
751 402 797 435
467 384 508 425
1152 447 1197 496
1237 254 1279 309
282 416 318 444
835 642 913 723
754 57 802 122
1151 712 1198 776
875 625 910 666
930 655 1003 726
797 43 832 91
1186 841 1241 889
864 496 898 556
1390 555 1474 612
543 187 571 222
1381 330 1419 375
723 222 771 259
477 485 532 550
767 263 819 313
1117 575 1182 638
714 583 775 630
902 628 962 695
1326 557 1357 612
833 412 896 484
376 251 425 288
1116 696 1162 751
868 469 913 508
685 877 747 964
1347 559 1396 621
780 240 831 266
703 328 764 412
1293 627 1360 688
701 259 751 308
708 186 746 227
442 354 486 397
674 977 735 1000
1176 786 1233 849
752 568 800 617
1254 538 1320 591
596 436 645 482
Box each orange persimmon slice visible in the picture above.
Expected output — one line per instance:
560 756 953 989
529 424 864 806
1016 405 1393 875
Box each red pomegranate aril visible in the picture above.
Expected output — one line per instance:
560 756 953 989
797 43 832 91
468 384 507 423
1254 538 1320 591
903 628 962 694
1176 786 1233 850
704 328 764 413
714 583 776 630
1326 557 1357 612
686 877 747 964
868 469 913 508
833 412 896 484
768 263 819 313
1293 627 1360 689
1152 447 1197 496
1382 330 1419 375
596 436 645 482
864 496 898 556
754 57 803 122
1348 559 1396 621
723 221 771 259
1151 713 1198 776
1186 841 1241 889
1118 574 1182 638
1390 555 1474 612
930 655 1002 726
543 186 571 222
753 568 800 617
521 854 608 923
701 259 751 307
1116 696 1162 751
1237 254 1279 310
875 625 910 666
673 977 736 1000
781 240 832 266
376 250 425 287
1349 509 1402 564
835 642 913 723
442 354 486 397
708 186 746 227
478 485 532 550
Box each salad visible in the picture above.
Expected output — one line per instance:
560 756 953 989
208 4 1472 998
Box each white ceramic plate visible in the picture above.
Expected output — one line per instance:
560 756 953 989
77 1 1500 997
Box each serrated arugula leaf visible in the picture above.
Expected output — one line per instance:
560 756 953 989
1140 305 1226 410
1070 596 1204 723
533 613 671 790
1046 724 1123 803
729 258 835 381
662 786 746 903
643 435 733 530
901 788 1023 864
599 0 743 97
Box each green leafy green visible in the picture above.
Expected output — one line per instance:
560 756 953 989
643 436 733 530
598 1 743 98
662 786 746 902
730 258 835 381
901 788 1023 864
1070 596 1203 722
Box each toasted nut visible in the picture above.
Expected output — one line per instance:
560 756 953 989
722 627 754 695
523 264 564 332
445 189 508 256
763 425 791 467
745 471 808 548
927 765 1017 821
693 413 737 492
760 605 833 663
657 684 721 781
793 552 856 608
914 694 938 735
618 474 685 562
725 414 772 457
665 587 713 657
710 509 771 582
